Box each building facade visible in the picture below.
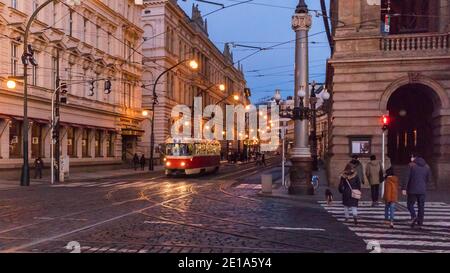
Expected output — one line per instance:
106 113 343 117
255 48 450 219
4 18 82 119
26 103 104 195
0 0 144 178
328 0 450 187
141 0 247 162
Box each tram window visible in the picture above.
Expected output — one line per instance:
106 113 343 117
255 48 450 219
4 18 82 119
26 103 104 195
166 144 193 156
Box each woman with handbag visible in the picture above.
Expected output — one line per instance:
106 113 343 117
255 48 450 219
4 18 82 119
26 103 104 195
338 164 362 225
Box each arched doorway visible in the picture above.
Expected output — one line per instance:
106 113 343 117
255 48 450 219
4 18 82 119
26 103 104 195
387 84 438 165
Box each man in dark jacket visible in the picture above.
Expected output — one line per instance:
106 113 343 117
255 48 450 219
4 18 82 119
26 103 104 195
350 155 365 185
34 157 44 179
402 154 431 228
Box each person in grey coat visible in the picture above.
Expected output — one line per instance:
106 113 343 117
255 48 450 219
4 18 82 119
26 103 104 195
350 155 365 185
402 154 431 228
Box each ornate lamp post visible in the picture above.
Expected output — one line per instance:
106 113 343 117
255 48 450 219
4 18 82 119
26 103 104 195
19 0 81 186
274 85 330 195
149 59 198 171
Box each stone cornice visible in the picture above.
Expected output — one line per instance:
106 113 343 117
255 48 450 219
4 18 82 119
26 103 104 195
329 55 450 65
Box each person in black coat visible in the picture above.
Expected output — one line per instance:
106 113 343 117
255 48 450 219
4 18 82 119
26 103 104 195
140 154 146 171
339 163 362 225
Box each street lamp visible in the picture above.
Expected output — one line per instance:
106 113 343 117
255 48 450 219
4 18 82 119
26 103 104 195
274 82 330 192
20 0 81 187
7 80 17 90
149 58 198 171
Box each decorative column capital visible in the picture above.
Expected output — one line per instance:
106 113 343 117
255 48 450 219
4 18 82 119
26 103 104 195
292 13 312 32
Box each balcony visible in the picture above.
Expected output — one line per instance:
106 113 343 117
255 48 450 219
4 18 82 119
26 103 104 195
381 33 449 52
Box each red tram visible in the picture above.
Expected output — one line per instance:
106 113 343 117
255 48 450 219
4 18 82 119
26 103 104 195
164 138 221 176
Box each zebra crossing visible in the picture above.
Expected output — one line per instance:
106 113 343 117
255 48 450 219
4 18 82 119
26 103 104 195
319 201 450 253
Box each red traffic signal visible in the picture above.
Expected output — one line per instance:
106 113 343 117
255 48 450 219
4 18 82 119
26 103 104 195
381 115 390 130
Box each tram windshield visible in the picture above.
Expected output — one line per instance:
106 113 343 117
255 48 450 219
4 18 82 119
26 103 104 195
165 142 221 156
165 144 194 156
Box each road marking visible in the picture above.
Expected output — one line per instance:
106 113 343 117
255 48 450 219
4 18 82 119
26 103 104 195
321 201 450 253
260 226 325 231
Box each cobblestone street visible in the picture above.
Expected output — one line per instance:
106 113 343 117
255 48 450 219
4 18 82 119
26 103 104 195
0 161 367 253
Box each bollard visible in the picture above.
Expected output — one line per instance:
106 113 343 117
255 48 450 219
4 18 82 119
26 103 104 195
261 174 272 194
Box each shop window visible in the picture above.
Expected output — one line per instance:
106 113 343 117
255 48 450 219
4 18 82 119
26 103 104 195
67 127 76 157
82 129 90 158
107 132 115 157
31 122 43 158
95 130 103 157
9 120 22 158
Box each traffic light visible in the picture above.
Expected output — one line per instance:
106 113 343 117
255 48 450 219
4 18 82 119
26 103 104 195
381 115 390 131
104 79 112 94
52 128 58 140
88 81 95 96
60 82 68 104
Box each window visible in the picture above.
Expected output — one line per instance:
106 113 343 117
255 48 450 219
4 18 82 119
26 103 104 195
95 130 102 157
381 0 431 34
107 33 112 54
82 129 89 157
32 0 39 12
32 52 39 86
69 10 73 37
107 132 114 157
11 0 17 9
96 25 100 48
11 43 18 76
83 18 88 43
31 123 43 158
67 127 76 157
9 120 22 158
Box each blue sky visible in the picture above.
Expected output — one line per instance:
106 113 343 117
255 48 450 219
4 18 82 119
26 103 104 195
177 0 331 103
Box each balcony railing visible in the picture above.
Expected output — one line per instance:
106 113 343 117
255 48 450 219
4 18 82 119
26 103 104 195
381 33 449 52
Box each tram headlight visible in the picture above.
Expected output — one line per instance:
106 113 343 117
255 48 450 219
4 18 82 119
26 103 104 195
166 161 171 167
180 162 186 167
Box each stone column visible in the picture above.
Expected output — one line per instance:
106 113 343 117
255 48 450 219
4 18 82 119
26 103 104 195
60 127 68 158
76 128 83 158
90 130 96 158
289 0 313 195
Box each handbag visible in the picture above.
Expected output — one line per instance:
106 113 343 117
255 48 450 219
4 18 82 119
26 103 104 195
347 179 362 200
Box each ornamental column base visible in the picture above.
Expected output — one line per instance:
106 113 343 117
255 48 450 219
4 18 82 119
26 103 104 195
288 156 314 195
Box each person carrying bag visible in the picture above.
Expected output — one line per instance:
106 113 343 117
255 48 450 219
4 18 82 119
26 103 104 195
339 164 362 225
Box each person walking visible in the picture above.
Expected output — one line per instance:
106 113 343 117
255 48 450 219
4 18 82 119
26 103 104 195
383 167 400 228
350 155 365 186
140 154 146 171
402 154 431 229
133 153 139 171
34 157 44 179
365 155 384 207
338 164 362 225
261 153 267 167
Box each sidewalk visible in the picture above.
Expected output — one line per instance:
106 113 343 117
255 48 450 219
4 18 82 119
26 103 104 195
0 166 165 190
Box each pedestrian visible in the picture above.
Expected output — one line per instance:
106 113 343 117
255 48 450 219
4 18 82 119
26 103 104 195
349 155 365 185
383 167 399 228
365 155 384 207
133 153 139 171
140 154 146 171
262 153 266 167
338 163 362 225
325 188 334 205
402 154 431 229
34 157 44 179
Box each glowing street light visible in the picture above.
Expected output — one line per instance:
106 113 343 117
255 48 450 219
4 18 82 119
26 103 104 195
7 80 17 89
189 60 199 70
142 110 149 117
219 84 226 91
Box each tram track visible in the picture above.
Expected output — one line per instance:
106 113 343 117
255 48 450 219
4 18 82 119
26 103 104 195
1 158 271 252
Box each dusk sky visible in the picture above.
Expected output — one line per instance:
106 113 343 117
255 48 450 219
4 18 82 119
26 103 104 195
177 0 331 103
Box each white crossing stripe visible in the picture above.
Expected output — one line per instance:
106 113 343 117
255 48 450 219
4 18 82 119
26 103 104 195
320 201 450 253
